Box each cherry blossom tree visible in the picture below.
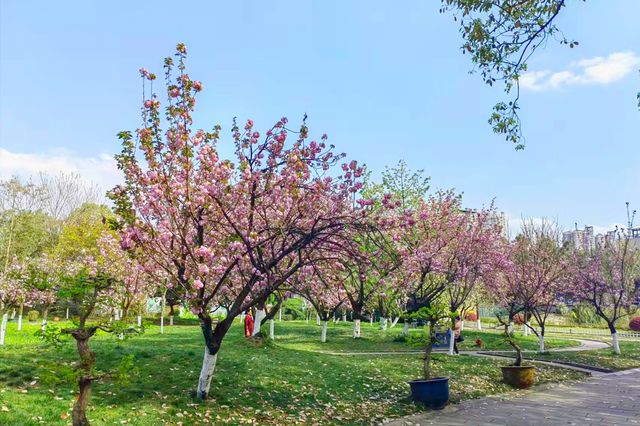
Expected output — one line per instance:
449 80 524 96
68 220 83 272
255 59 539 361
292 265 347 342
338 226 401 338
444 210 505 354
568 228 639 354
510 219 568 352
109 44 368 399
0 259 28 345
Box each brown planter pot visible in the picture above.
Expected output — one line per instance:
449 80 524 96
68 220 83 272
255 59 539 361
501 365 535 389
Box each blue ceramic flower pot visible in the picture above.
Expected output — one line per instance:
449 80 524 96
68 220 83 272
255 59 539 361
408 377 449 409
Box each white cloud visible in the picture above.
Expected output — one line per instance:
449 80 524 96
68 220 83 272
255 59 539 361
520 51 640 91
0 148 122 194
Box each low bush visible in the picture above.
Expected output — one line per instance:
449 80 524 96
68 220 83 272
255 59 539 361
464 312 478 321
27 310 40 322
629 317 640 332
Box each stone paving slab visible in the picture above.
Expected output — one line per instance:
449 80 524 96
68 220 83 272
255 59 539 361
383 368 640 426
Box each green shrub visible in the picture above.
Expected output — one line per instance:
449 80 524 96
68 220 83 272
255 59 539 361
27 310 40 322
283 298 305 320
571 302 602 326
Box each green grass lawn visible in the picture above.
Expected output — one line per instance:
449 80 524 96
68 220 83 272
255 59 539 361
0 320 586 425
276 320 581 353
527 340 640 371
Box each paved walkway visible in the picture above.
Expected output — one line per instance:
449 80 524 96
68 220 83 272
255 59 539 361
384 368 640 426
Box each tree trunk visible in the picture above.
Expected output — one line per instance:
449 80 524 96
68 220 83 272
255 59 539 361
41 307 49 331
137 315 142 327
538 333 545 353
524 321 530 336
608 322 621 354
390 316 399 328
17 303 23 331
160 296 165 334
316 313 320 326
341 312 347 322
169 315 174 326
476 318 481 330
423 321 435 380
447 328 455 356
402 321 409 336
460 320 464 331
380 317 387 331
70 330 96 426
66 307 70 320
253 308 266 336
278 308 282 322
196 345 218 399
320 320 328 343
353 319 361 338
114 308 120 321
10 309 15 320
269 318 275 340
0 311 8 345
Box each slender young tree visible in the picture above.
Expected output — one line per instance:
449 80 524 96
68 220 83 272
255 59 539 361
569 227 639 354
512 219 567 353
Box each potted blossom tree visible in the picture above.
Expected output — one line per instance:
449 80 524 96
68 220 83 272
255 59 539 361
407 301 453 409
495 308 535 388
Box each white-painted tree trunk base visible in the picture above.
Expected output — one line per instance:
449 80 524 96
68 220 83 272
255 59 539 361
390 317 399 328
253 309 265 336
369 315 373 325
476 319 481 330
380 318 387 331
169 315 174 326
524 321 530 336
316 313 320 326
160 316 164 334
65 308 69 320
342 313 347 322
278 309 282 322
196 347 218 399
10 309 15 320
460 321 464 331
17 304 23 331
320 321 328 343
41 319 47 332
448 328 455 355
508 322 514 334
402 322 409 336
114 310 120 321
612 332 620 354
240 313 245 323
0 313 8 345
269 319 275 340
137 315 142 327
353 319 361 338
538 334 545 353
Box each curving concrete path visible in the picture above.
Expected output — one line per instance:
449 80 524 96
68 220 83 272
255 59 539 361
383 368 640 426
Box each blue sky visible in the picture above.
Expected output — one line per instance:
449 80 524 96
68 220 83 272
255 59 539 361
1 1 638 233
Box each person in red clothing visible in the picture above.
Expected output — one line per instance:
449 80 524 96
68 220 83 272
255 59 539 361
244 310 254 337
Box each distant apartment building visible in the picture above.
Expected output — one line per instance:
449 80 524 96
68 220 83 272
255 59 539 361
562 225 595 251
564 225 640 251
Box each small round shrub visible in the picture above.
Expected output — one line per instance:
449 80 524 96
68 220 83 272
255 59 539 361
464 312 478 321
27 310 40 322
629 317 640 332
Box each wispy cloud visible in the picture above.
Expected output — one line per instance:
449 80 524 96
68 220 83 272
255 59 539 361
0 148 121 193
520 51 640 91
